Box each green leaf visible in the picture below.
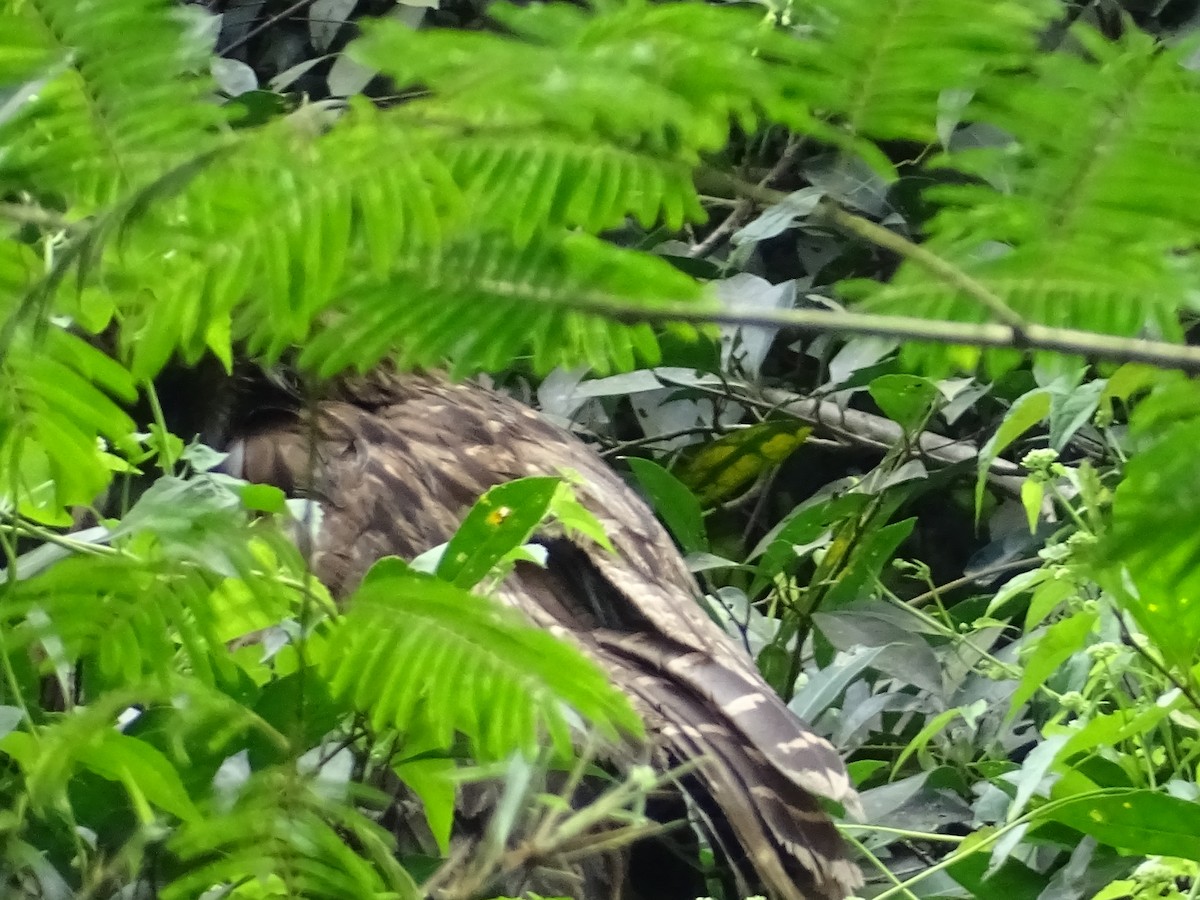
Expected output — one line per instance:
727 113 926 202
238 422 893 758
1009 609 1097 718
323 568 643 757
1053 701 1175 765
85 732 202 823
947 830 1050 899
1042 789 1200 859
0 707 23 739
892 702 984 777
393 738 457 855
246 673 341 768
869 374 940 432
546 478 615 554
1100 363 1159 406
975 388 1051 517
1020 478 1043 534
239 482 287 514
823 517 916 609
750 493 870 596
675 421 811 506
437 477 561 587
1049 378 1104 451
625 457 708 554
1024 576 1075 631
1101 390 1200 672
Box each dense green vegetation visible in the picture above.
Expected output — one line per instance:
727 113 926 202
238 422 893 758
3 0 1200 896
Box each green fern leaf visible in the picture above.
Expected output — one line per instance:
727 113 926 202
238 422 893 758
319 563 641 760
860 26 1200 373
846 246 1188 375
354 0 823 153
165 771 413 899
788 0 1056 154
102 116 463 378
0 689 152 815
297 230 708 377
441 134 704 236
5 475 309 686
0 324 136 518
941 28 1200 253
0 0 221 208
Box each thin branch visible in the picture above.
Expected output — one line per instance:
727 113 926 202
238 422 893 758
1113 602 1200 715
905 556 1041 609
755 385 1027 494
566 295 1200 374
688 136 808 259
598 424 746 458
687 196 753 258
0 202 78 232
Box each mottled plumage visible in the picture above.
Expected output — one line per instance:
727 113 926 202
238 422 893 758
224 370 861 900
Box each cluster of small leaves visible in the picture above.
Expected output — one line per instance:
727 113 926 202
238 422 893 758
0 464 638 896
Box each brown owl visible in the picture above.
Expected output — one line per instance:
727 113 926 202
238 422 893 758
220 368 862 900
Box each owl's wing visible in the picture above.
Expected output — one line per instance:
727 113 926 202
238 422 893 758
228 370 862 900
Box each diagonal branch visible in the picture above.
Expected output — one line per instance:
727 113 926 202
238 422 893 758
568 295 1200 374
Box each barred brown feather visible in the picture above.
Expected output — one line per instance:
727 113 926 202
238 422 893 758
228 370 862 900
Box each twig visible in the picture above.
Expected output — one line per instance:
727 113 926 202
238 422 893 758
689 137 808 259
687 197 753 258
598 424 746 458
758 386 1027 495
217 0 320 57
905 556 1041 608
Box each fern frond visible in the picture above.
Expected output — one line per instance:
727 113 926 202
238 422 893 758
847 25 1200 371
354 0 825 153
847 246 1189 373
5 476 308 686
0 688 193 816
10 3 768 383
938 27 1200 254
786 0 1056 164
0 323 135 519
0 0 221 209
164 771 413 899
59 136 702 380
319 565 641 760
297 230 705 377
439 133 705 235
81 113 463 377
